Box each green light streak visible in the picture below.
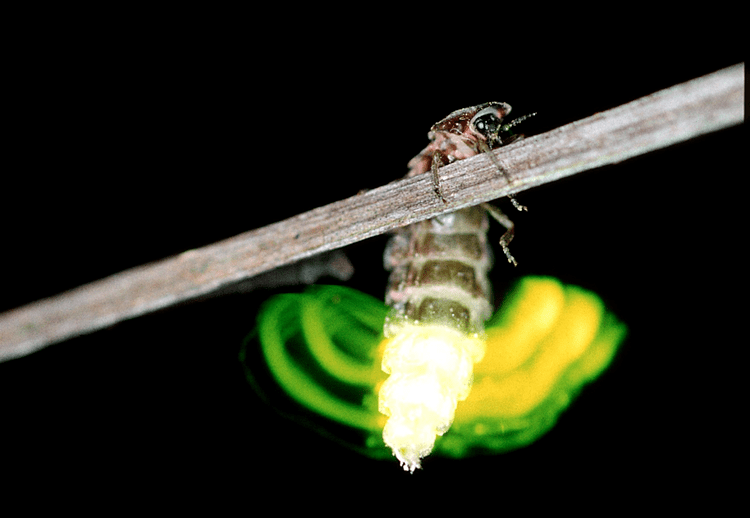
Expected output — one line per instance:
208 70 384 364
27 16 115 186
243 278 627 459
256 290 383 432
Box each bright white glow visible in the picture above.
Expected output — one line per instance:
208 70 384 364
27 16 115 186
378 324 485 472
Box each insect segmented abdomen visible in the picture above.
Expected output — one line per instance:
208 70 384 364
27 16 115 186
383 206 494 338
379 205 494 471
377 102 532 471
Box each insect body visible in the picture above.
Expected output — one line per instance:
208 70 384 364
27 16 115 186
244 102 624 474
383 206 492 337
378 102 535 471
385 102 534 335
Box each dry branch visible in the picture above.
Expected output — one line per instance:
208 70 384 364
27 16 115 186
0 63 744 362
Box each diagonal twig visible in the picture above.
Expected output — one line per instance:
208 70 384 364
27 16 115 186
0 63 744 362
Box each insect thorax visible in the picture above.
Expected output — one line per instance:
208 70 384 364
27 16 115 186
383 206 493 337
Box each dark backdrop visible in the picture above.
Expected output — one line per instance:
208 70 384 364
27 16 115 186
1 16 743 508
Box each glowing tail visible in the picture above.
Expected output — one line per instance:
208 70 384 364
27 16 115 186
378 324 485 472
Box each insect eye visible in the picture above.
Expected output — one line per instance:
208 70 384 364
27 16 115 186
471 111 502 137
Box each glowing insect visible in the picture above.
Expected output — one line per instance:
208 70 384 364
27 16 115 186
378 102 537 470
241 103 626 472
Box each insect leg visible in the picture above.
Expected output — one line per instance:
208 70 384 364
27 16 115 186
430 152 449 204
477 141 527 212
481 202 518 266
507 194 527 212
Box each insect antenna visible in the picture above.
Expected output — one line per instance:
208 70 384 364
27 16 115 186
501 112 538 133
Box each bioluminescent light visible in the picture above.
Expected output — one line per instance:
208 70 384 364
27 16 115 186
379 324 485 472
240 277 627 467
242 104 625 472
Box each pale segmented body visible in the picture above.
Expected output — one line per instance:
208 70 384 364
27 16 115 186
380 205 493 471
383 206 493 338
377 102 533 471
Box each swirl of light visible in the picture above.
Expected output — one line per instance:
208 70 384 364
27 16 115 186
242 277 627 466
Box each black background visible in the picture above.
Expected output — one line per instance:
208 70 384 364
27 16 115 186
1 10 744 509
